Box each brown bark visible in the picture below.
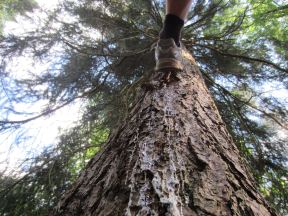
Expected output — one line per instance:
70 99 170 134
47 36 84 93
54 50 277 216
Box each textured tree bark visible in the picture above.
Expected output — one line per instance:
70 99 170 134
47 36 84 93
54 50 277 216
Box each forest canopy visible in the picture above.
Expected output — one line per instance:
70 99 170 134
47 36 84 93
0 0 287 215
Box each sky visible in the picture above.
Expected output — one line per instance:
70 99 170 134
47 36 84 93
0 0 84 175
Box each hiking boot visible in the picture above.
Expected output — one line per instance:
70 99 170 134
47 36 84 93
155 38 183 71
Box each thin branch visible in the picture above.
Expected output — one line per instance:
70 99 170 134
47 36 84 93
195 44 288 73
0 143 102 198
0 77 107 128
263 4 288 15
201 70 288 130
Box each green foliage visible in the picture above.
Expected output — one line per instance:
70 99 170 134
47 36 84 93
0 122 108 216
0 0 38 33
0 0 287 215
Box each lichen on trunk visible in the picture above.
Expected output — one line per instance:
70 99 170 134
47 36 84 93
54 50 277 216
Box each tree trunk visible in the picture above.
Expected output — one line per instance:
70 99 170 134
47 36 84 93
54 50 277 216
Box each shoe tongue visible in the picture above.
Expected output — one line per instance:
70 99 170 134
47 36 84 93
159 38 175 47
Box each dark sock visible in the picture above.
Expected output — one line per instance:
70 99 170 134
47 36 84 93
159 14 184 47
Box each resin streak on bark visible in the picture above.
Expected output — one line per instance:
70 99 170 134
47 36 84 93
54 51 277 216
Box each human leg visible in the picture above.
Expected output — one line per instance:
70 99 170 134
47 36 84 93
166 0 193 20
155 0 193 71
160 0 193 46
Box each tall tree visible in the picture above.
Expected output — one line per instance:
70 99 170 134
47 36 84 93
0 0 287 215
54 49 277 215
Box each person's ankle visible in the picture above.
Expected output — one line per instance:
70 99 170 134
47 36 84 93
159 14 184 47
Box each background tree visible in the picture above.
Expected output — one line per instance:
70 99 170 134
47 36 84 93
0 0 287 215
0 0 38 34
